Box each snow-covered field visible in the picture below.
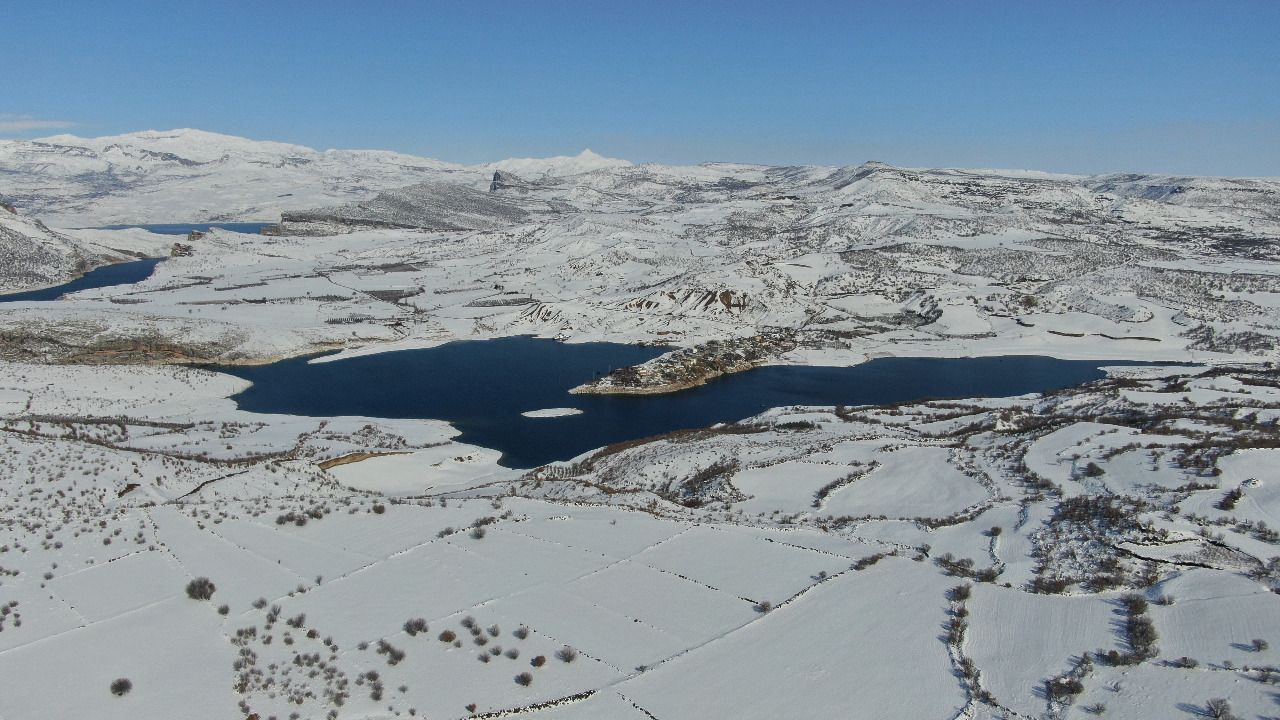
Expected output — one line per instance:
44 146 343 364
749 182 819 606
0 130 1277 719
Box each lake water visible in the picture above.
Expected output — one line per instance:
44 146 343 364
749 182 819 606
220 337 1137 469
0 258 166 302
0 223 269 302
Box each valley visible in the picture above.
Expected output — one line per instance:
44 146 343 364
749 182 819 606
0 129 1276 719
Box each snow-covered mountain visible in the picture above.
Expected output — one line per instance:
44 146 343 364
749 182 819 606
0 129 636 227
1 128 1278 370
482 148 631 178
0 129 467 226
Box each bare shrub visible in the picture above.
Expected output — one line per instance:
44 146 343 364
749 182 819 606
555 646 578 663
185 577 216 601
1205 698 1238 720
110 678 132 696
514 672 533 686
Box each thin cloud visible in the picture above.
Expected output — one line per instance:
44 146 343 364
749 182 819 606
0 113 77 133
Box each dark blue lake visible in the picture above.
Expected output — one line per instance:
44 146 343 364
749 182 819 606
0 223 269 302
0 258 165 302
219 337 1136 469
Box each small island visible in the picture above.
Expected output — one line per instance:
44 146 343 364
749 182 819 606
520 407 585 418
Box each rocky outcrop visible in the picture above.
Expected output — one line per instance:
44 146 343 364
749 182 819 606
570 331 798 395
0 208 103 294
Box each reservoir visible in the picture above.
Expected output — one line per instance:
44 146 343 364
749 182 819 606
0 223 269 302
0 258 165 302
220 337 1139 469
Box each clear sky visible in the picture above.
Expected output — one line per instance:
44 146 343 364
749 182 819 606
3 0 1278 175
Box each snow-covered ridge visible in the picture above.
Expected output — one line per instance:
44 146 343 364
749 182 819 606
0 129 627 226
483 148 631 178
1 128 1278 368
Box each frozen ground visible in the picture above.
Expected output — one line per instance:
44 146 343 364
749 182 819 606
0 360 1275 719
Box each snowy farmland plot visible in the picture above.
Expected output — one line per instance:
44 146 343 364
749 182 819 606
0 361 1275 719
0 129 1278 719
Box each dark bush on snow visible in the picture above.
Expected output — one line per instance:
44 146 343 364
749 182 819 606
185 577 216 601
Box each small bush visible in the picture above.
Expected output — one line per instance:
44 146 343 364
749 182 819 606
470 527 487 540
505 647 519 659
1205 698 1237 720
1044 676 1084 700
531 655 546 667
1215 488 1243 511
439 630 457 643
375 639 406 665
372 503 387 515
185 577 216 601
110 678 132 697
403 618 428 637
513 626 529 640
556 646 578 663
477 653 490 663
1120 594 1148 616
1173 656 1198 668
217 604 229 616
487 624 500 637
514 672 533 686
1252 638 1269 652
460 616 476 629
753 600 772 613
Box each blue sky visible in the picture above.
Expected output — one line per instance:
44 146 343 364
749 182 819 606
3 0 1278 175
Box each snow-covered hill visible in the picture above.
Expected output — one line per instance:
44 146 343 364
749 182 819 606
1 130 1278 370
0 205 96 292
0 129 635 227
0 129 472 226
